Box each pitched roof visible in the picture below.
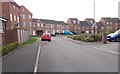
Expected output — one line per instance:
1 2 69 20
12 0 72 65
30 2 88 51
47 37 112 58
33 19 40 23
96 22 104 27
68 18 79 25
69 18 78 21
85 18 95 26
101 17 120 22
10 1 20 8
79 21 90 26
33 19 68 25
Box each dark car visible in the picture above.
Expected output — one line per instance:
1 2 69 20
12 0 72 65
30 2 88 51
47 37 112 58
107 30 120 42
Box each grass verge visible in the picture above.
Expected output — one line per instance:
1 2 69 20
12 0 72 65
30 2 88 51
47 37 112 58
20 37 37 46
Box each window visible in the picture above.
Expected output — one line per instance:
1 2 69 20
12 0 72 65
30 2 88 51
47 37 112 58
101 27 104 29
90 20 93 24
77 21 80 24
22 14 25 19
29 22 32 26
10 14 12 22
73 20 76 24
17 7 18 10
95 26 97 29
41 24 43 27
23 22 26 27
23 9 24 11
38 23 40 27
110 22 112 25
14 15 16 21
17 16 19 23
29 15 31 19
13 5 15 9
115 23 118 25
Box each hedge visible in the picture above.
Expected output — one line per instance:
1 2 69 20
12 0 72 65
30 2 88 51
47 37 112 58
0 42 19 56
68 34 102 42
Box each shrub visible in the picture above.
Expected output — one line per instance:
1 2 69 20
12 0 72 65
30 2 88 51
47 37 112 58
1 42 19 56
84 37 94 42
69 33 102 42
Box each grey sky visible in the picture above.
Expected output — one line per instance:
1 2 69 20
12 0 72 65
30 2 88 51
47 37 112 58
14 0 120 22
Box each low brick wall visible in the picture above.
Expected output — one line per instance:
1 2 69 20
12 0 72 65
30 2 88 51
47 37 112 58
1 29 18 46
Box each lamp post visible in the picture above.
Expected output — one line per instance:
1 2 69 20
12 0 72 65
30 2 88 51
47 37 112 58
93 0 96 42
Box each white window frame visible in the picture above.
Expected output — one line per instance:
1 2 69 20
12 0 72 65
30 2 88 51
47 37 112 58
110 22 112 25
107 22 109 25
29 15 31 19
41 24 43 27
23 22 26 27
17 16 19 23
22 14 25 19
14 15 16 21
10 14 12 22
38 23 40 27
13 5 15 9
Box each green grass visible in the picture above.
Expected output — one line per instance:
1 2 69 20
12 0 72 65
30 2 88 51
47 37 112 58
20 37 37 46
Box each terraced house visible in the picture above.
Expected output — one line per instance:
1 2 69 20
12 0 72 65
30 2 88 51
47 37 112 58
33 19 69 36
1 1 32 45
20 5 33 35
2 1 20 29
67 18 92 34
100 17 120 32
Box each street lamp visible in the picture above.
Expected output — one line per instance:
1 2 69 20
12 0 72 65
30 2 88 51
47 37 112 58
93 0 96 42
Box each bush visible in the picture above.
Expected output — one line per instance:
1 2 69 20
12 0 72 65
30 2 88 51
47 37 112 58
68 33 102 42
1 42 19 56
84 37 94 42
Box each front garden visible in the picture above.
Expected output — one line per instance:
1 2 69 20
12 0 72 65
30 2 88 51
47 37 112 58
0 37 37 57
67 33 103 42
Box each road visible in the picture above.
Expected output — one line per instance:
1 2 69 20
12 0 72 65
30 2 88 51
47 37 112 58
38 36 118 72
2 36 118 73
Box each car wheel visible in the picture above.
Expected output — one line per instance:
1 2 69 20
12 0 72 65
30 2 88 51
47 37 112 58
48 40 51 42
115 37 120 42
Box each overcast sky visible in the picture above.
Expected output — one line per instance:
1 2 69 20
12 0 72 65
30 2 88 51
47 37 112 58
14 0 120 22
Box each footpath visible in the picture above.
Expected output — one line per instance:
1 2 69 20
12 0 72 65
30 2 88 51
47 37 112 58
2 39 42 72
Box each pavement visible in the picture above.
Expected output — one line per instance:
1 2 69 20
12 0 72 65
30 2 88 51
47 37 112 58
2 38 47 72
2 35 119 73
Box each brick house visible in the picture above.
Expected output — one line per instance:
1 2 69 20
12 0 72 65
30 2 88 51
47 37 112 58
67 18 92 34
67 18 79 32
2 1 20 29
1 1 30 44
74 21 91 34
0 17 7 32
100 17 120 32
33 19 69 36
0 17 7 46
33 19 44 36
92 22 104 33
20 5 33 35
85 18 95 26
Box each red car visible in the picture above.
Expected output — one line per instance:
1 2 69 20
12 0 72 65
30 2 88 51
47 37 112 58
41 33 51 41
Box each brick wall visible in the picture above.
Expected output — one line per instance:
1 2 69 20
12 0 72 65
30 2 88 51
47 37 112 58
1 29 18 46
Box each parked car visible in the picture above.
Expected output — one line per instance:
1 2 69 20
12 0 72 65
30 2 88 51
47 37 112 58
41 33 51 41
107 29 120 42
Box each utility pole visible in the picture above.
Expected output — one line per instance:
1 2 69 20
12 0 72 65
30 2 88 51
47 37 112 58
93 0 96 42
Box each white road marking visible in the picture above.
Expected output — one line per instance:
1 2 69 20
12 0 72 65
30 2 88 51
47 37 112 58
34 45 41 74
